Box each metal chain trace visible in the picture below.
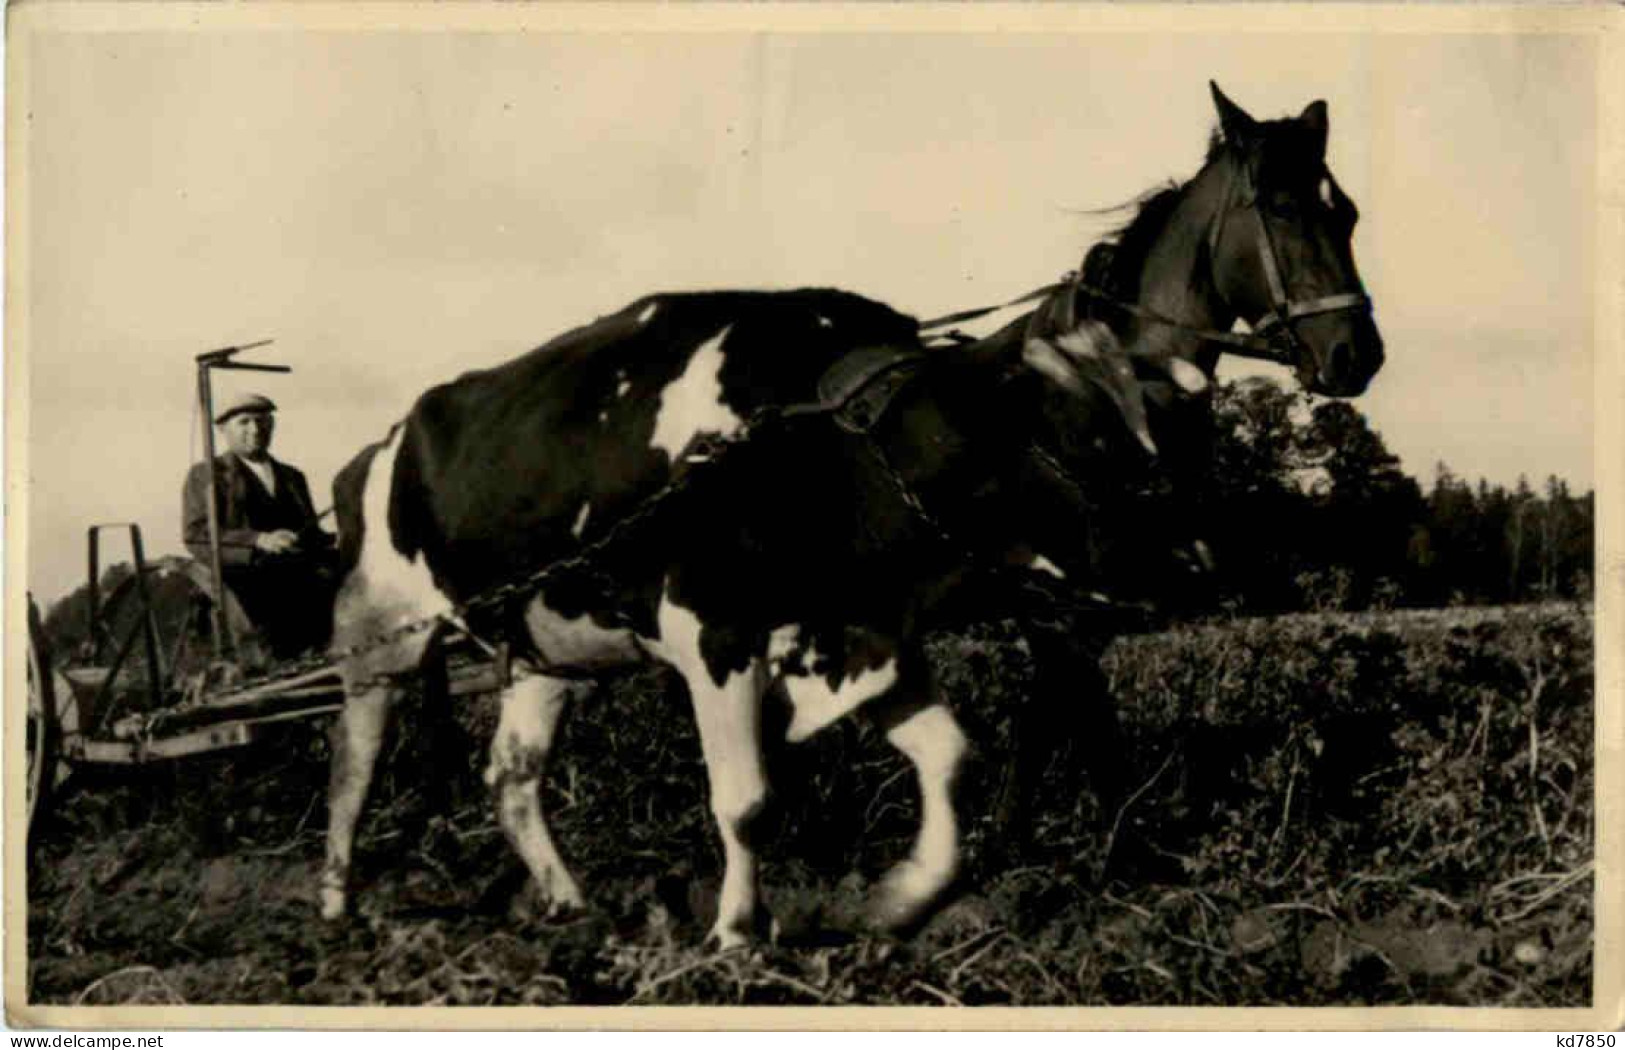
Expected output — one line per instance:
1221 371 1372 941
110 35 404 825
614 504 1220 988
157 376 1146 721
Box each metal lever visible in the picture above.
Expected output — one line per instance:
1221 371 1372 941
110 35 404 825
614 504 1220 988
213 362 292 373
195 338 275 366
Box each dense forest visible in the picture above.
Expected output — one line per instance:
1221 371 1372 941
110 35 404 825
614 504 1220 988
38 377 1592 654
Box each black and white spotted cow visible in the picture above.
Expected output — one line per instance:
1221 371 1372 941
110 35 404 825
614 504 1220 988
321 287 1181 947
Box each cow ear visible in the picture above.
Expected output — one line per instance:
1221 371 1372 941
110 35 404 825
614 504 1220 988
1210 81 1259 149
1299 99 1328 157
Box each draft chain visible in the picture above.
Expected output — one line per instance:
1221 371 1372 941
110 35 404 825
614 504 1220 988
154 386 1147 726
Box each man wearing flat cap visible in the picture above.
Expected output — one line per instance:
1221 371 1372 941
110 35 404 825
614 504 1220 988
182 393 336 659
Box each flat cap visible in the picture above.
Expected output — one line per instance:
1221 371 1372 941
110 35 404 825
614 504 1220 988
214 393 277 425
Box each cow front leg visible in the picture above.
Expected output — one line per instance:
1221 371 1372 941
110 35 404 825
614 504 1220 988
690 666 773 950
321 681 397 920
485 673 588 916
866 663 969 932
657 592 772 948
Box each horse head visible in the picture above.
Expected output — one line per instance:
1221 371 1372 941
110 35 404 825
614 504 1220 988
1200 82 1384 397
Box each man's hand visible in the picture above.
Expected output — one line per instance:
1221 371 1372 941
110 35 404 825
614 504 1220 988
254 529 301 555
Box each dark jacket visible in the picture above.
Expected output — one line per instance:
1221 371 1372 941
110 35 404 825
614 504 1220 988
182 453 320 568
182 453 335 659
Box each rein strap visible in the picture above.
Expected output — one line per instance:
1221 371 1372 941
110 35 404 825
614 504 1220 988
920 276 1293 365
918 283 1068 334
917 155 1372 373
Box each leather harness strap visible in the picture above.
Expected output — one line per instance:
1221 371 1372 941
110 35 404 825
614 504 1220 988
810 345 929 434
917 283 1068 335
1068 282 1291 363
920 154 1372 371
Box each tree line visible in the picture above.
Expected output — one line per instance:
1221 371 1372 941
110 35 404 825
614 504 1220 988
1181 378 1593 614
38 376 1591 656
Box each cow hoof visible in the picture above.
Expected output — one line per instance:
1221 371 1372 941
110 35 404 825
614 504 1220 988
541 891 585 921
319 889 348 922
704 909 776 952
703 923 750 952
535 873 586 916
513 879 587 924
865 862 951 934
864 893 922 934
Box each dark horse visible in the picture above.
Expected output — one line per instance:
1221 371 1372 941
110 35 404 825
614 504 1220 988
318 83 1383 946
970 81 1386 853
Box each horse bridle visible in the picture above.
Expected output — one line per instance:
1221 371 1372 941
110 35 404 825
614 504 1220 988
921 153 1372 371
1200 156 1372 364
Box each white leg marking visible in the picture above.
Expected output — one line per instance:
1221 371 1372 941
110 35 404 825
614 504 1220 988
1029 554 1066 580
655 590 770 949
486 675 589 913
783 655 899 743
872 701 968 929
572 502 591 539
650 325 743 461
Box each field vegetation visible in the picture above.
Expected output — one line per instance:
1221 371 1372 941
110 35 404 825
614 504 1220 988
27 602 1592 1007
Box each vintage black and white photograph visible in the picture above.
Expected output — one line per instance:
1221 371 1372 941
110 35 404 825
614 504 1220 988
8 4 1617 1022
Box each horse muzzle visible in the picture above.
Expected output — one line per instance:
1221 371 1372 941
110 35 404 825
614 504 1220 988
1301 318 1384 398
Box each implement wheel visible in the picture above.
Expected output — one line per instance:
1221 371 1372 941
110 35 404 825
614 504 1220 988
27 599 78 841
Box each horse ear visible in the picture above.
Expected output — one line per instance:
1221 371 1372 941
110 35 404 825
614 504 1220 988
1300 99 1329 156
1210 81 1258 148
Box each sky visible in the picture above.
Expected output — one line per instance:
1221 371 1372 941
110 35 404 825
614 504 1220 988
15 14 1602 607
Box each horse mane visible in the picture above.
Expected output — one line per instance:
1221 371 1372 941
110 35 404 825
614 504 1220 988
1080 185 1181 303
1081 126 1230 302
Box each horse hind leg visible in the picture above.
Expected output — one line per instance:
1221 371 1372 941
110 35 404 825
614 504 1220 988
486 673 591 916
865 657 970 933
